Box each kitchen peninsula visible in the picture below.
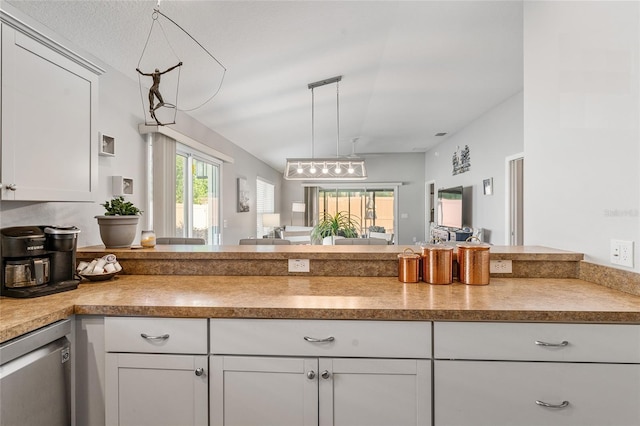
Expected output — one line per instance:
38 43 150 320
2 245 640 343
3 245 640 426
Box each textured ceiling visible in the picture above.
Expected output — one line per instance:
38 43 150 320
6 0 524 171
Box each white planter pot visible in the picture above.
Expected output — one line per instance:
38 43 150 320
95 216 140 248
322 235 345 245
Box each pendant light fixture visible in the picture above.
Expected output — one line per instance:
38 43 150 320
284 76 367 180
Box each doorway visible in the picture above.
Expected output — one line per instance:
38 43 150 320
425 181 435 242
506 154 524 245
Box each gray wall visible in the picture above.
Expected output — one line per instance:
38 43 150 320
425 92 524 244
281 153 426 245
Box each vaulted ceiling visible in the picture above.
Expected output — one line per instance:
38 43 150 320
7 0 523 171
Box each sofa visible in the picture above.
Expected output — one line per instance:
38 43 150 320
280 226 314 244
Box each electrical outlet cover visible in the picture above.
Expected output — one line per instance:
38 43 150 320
288 259 310 273
611 239 634 268
490 260 512 273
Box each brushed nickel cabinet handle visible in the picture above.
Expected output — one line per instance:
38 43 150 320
140 333 170 340
321 370 331 379
307 370 316 380
5 183 17 191
535 340 569 347
303 336 335 343
195 368 205 377
536 400 569 409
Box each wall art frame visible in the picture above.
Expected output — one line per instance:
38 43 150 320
237 177 250 212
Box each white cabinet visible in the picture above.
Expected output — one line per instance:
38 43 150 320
433 322 640 426
210 319 432 426
318 357 430 426
104 317 208 426
1 16 103 201
211 356 318 426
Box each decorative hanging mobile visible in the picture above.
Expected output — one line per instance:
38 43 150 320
137 4 227 126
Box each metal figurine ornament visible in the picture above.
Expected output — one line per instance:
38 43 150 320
136 62 182 125
137 4 226 126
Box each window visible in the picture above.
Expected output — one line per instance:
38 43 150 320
256 178 275 237
176 144 221 244
318 189 395 236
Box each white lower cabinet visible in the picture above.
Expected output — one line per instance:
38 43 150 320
106 353 208 426
210 319 432 426
211 355 430 426
433 322 640 426
104 317 208 426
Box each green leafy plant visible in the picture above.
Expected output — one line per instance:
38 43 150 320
100 196 142 216
311 211 360 241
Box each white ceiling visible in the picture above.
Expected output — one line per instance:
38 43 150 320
6 0 523 172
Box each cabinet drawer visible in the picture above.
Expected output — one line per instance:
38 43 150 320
434 360 640 426
434 322 640 362
210 319 431 358
105 317 207 354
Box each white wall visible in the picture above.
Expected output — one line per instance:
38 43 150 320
169 112 282 244
0 5 282 247
425 92 525 244
281 152 425 245
524 1 640 271
0 61 147 248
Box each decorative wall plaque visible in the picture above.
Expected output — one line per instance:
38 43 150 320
452 145 471 175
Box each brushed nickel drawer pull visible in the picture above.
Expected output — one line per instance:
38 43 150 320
535 340 568 347
140 333 170 340
303 336 335 343
535 400 569 409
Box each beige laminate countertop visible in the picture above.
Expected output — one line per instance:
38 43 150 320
2 275 640 344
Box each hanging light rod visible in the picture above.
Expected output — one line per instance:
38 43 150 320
284 75 367 181
308 75 342 89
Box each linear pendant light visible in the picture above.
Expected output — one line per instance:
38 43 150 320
284 76 367 181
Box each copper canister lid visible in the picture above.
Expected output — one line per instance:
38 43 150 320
421 244 454 252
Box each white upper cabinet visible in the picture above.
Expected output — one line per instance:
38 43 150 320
1 12 104 201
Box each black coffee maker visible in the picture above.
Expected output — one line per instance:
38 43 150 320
1 226 81 298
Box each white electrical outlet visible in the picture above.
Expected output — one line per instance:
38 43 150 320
490 260 512 273
288 259 310 273
611 240 634 268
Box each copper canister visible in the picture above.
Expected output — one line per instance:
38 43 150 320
457 238 491 285
398 248 420 283
421 244 454 284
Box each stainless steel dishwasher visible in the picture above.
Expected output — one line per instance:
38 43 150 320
0 319 71 426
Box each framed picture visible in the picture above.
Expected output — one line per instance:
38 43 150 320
237 177 250 212
483 178 493 195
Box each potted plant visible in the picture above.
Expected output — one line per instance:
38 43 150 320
95 196 142 248
311 211 360 244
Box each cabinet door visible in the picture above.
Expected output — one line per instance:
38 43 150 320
319 358 431 426
105 353 208 426
1 23 99 201
210 355 318 426
435 360 640 426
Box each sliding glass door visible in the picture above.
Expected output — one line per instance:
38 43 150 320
318 188 395 236
176 146 221 244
